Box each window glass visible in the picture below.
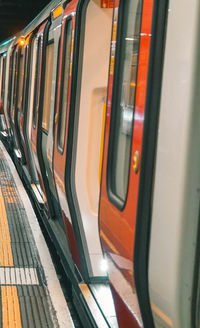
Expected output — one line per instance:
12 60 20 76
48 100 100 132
108 0 142 206
17 54 25 111
58 19 72 151
33 38 41 128
11 52 18 121
42 42 54 131
0 57 3 97
8 54 13 110
1 56 6 100
21 49 28 114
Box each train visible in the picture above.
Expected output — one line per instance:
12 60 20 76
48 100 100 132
0 0 199 327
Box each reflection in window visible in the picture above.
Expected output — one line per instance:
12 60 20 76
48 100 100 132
11 52 18 121
17 54 25 111
58 19 72 151
33 38 41 128
42 42 54 131
1 56 6 100
108 0 142 207
8 54 14 113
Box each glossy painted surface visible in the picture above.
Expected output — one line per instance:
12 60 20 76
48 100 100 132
149 0 200 326
53 0 81 270
73 0 113 278
15 43 28 164
1 39 16 136
99 0 153 326
18 38 33 170
9 47 21 150
30 21 49 203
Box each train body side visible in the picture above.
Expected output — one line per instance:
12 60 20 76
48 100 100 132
0 0 200 327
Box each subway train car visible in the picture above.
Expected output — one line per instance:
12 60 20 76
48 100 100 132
0 0 200 327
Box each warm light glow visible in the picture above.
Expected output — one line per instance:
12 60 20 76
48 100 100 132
19 38 25 46
100 259 108 273
53 5 62 19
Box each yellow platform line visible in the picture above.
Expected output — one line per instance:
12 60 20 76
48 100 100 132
2 286 22 328
0 188 13 266
0 187 22 327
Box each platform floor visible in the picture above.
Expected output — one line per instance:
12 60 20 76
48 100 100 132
0 143 74 328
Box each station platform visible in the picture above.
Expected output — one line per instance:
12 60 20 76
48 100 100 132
0 142 74 328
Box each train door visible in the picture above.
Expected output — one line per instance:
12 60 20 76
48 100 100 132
36 7 64 224
53 1 118 326
74 0 113 280
6 51 14 139
17 38 30 164
30 21 50 206
14 42 27 164
9 46 22 153
99 0 154 326
28 10 75 277
54 0 113 279
53 1 80 269
2 51 11 136
22 33 39 183
73 0 113 279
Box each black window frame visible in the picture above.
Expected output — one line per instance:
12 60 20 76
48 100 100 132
33 36 42 129
16 51 25 112
57 17 73 154
7 52 14 122
41 38 54 135
12 50 18 116
1 54 6 101
21 46 28 114
106 0 143 211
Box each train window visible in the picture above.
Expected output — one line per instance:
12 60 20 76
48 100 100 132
21 49 28 114
9 52 16 120
107 0 142 209
33 38 41 128
17 54 25 111
57 19 72 152
12 52 18 113
7 54 13 111
1 56 6 101
42 41 54 132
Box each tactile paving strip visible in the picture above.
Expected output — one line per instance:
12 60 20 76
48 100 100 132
0 147 59 327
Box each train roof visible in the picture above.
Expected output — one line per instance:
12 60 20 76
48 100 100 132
22 0 66 37
0 37 16 54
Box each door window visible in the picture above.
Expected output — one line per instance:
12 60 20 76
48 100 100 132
107 0 142 209
57 19 72 152
11 52 18 118
1 56 6 100
33 38 41 128
42 42 54 132
17 54 25 111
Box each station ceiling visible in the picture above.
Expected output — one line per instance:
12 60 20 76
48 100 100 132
0 0 51 43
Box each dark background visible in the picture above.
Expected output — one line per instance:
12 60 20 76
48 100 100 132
0 0 51 43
